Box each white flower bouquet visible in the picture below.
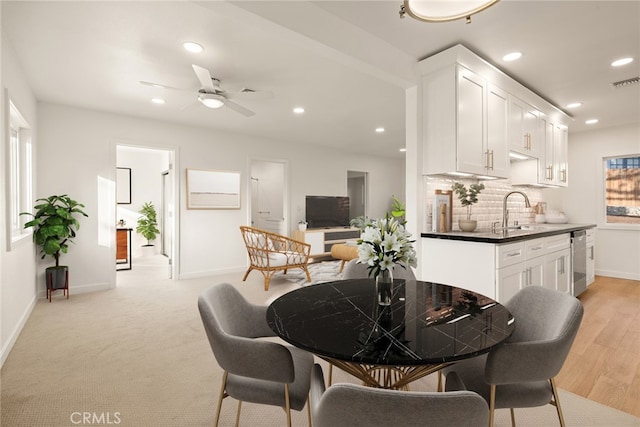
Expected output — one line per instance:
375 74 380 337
356 214 417 278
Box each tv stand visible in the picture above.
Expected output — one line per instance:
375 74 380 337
293 227 360 256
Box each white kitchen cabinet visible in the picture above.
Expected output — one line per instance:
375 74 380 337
553 125 569 187
544 248 572 294
422 65 509 179
586 229 596 286
510 96 540 158
422 232 573 302
498 263 526 302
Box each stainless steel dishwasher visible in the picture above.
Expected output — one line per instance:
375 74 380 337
571 230 587 296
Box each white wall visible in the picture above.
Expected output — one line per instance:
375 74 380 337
1 28 39 365
37 103 405 284
545 123 640 280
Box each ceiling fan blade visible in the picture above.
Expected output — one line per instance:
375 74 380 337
139 80 185 91
225 100 255 117
226 89 274 101
192 64 216 92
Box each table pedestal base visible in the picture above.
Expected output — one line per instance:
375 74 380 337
323 357 450 390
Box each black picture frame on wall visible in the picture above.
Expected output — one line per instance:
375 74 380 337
117 167 132 204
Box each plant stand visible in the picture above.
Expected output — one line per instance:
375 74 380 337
46 266 69 303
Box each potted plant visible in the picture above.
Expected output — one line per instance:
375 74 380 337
452 182 485 232
21 194 88 299
136 202 160 247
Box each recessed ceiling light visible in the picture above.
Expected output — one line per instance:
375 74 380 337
399 148 407 152
503 51 522 62
611 57 633 67
585 119 599 125
293 107 305 114
183 42 204 53
566 102 582 109
151 98 165 105
375 127 385 133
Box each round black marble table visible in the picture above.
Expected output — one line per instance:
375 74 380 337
267 278 515 389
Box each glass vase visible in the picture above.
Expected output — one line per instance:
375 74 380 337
376 268 394 306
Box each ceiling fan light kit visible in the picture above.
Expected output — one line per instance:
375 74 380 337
198 93 225 109
400 0 500 23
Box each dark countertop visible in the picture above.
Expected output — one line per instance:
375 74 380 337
421 223 596 244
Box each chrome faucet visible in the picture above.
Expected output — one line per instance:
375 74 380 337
502 191 531 229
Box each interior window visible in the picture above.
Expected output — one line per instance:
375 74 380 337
604 155 640 225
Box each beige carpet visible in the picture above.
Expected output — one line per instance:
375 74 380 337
1 257 639 427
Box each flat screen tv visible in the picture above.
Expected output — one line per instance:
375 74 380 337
305 196 350 229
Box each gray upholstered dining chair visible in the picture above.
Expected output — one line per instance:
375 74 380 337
310 364 489 427
342 259 417 281
198 283 314 427
443 286 584 427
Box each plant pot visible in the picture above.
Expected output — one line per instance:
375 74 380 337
45 266 69 302
458 219 478 232
141 244 155 257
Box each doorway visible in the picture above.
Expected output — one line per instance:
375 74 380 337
250 159 288 235
116 145 176 283
348 171 368 220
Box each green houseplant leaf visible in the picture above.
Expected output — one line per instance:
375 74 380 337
21 194 88 267
136 202 160 246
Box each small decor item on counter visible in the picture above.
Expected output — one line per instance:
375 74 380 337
452 182 485 232
356 214 417 306
117 219 126 227
545 210 569 224
298 220 308 231
432 190 452 232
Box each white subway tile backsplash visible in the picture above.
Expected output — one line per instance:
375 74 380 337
424 177 543 232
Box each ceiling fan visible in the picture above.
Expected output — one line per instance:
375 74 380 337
141 64 272 117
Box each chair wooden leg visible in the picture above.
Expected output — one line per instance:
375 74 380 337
339 260 346 272
303 266 311 283
307 394 312 427
488 384 496 427
550 377 566 427
242 267 252 282
284 383 292 427
437 371 443 392
510 408 516 427
235 401 242 427
328 364 333 386
214 371 228 427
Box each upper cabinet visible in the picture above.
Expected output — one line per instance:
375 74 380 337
419 45 570 185
509 96 541 158
422 64 509 178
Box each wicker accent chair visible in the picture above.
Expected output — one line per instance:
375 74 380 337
240 226 312 291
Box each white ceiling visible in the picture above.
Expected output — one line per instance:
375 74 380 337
3 1 639 159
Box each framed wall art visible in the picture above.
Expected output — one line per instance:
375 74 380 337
186 168 241 209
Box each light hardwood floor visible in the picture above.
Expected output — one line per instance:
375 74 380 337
555 276 640 417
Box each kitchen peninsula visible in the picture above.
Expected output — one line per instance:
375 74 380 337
421 223 596 302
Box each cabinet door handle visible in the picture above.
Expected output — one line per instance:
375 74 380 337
489 150 494 170
561 169 567 182
485 150 490 170
507 251 520 257
590 246 594 260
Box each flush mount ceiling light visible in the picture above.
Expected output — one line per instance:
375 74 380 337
150 98 165 105
198 93 225 109
399 0 500 23
566 102 582 109
611 57 633 67
585 119 599 125
293 107 305 114
375 127 385 133
502 51 522 62
183 41 204 53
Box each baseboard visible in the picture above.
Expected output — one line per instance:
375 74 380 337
37 281 112 299
178 266 245 280
0 294 37 368
596 269 640 281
